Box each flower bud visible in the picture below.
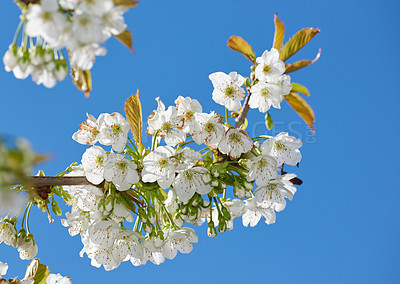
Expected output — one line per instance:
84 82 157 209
147 207 157 224
218 219 227 233
207 221 217 238
138 207 147 223
221 206 231 221
51 198 62 216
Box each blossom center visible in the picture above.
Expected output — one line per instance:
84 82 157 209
229 132 241 143
204 122 215 133
263 65 271 75
185 111 194 120
42 11 53 22
260 88 270 98
95 155 104 166
117 161 127 172
274 140 287 150
161 122 172 133
111 124 122 135
225 87 235 97
158 158 168 168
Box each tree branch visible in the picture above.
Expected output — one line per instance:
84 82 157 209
235 86 252 128
28 176 94 187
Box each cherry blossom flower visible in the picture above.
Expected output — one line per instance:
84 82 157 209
174 147 202 171
275 74 292 96
104 152 139 191
18 239 38 260
242 198 276 227
255 48 285 82
82 146 107 185
162 227 198 260
61 211 89 237
3 46 18 72
147 98 185 146
58 0 78 10
69 43 107 70
173 167 212 202
25 0 68 46
190 112 225 148
72 113 100 145
175 96 203 133
71 13 105 44
218 128 254 159
0 220 17 247
102 5 128 38
261 132 302 166
246 154 278 187
249 82 285 112
209 71 246 111
98 112 130 152
0 262 7 279
142 146 176 189
113 231 143 264
254 178 295 212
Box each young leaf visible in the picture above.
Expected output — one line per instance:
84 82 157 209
273 14 285 51
24 259 50 284
291 82 310 97
71 67 92 98
113 0 139 7
227 36 256 64
125 89 143 144
285 48 321 73
279 28 320 62
265 112 273 130
114 29 135 53
285 92 315 133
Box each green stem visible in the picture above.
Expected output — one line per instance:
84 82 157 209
180 140 194 147
12 19 24 45
151 130 160 151
225 108 231 127
133 215 140 232
25 202 33 234
128 136 138 153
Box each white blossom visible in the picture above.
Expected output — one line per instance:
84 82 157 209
249 82 285 112
61 211 89 237
25 0 68 45
218 128 254 159
72 113 100 145
0 221 17 247
190 112 225 149
173 167 212 203
246 155 278 187
175 96 203 133
254 179 294 212
69 43 107 70
261 132 302 166
82 146 107 185
255 48 285 82
142 146 176 189
147 98 185 146
242 198 276 227
98 112 130 153
209 71 246 111
104 152 139 191
18 239 38 260
71 13 105 44
162 227 198 260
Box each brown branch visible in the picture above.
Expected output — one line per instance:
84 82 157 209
29 176 94 187
235 86 252 128
24 176 145 206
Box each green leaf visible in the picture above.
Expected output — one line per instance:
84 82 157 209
24 259 50 284
273 14 285 51
114 29 135 52
125 90 143 144
279 28 320 62
285 92 315 133
113 0 139 7
284 48 321 73
291 82 310 97
71 67 92 98
227 36 256 64
265 112 273 130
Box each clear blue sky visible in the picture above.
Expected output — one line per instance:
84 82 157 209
1 0 399 283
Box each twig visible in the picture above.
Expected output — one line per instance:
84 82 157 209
235 86 252 128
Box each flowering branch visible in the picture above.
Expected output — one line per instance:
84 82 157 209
28 176 93 187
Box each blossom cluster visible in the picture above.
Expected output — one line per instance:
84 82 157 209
0 47 303 271
3 0 131 88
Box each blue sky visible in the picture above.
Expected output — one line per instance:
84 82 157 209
1 0 399 283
